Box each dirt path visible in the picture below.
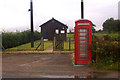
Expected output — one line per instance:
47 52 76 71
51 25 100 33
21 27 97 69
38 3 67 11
2 53 119 78
44 45 53 52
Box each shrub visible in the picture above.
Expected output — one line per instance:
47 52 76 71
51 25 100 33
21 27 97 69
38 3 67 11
91 34 119 70
2 30 41 49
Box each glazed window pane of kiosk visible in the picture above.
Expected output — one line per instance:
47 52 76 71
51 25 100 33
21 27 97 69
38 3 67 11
79 29 87 32
79 37 87 39
79 45 87 47
79 52 88 59
78 28 89 59
80 33 87 36
79 41 87 44
80 52 87 55
80 48 87 51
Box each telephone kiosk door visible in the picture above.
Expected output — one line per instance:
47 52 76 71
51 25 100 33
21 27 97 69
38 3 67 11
74 19 92 65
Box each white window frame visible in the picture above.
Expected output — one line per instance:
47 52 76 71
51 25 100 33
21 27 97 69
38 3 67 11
61 30 65 34
55 29 59 34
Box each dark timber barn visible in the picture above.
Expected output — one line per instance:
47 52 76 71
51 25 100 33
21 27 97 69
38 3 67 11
39 18 68 41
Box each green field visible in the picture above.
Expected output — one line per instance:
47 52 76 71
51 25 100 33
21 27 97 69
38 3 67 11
63 33 74 50
67 33 74 40
93 33 119 39
6 40 53 51
64 41 74 50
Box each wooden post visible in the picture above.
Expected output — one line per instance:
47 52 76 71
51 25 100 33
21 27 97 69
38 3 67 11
40 37 44 51
53 37 56 51
69 37 71 51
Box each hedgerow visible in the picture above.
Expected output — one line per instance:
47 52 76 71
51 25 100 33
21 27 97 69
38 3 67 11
2 30 41 49
91 34 119 70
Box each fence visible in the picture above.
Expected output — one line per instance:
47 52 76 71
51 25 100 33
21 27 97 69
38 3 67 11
36 37 44 51
53 37 74 51
35 36 74 51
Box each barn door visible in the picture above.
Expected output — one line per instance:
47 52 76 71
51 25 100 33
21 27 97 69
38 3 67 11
44 30 48 39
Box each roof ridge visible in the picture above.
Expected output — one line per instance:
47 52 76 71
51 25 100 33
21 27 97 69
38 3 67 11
39 18 68 28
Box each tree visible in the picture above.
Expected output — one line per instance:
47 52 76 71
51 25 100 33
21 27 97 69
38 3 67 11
92 22 96 33
103 18 120 33
69 28 74 34
96 29 102 33
92 26 96 33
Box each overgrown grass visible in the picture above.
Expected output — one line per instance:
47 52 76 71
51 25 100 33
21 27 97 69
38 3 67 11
93 33 119 42
64 41 74 50
6 40 53 51
93 33 107 38
89 61 119 71
44 41 53 50
67 33 74 39
91 33 119 71
64 33 74 50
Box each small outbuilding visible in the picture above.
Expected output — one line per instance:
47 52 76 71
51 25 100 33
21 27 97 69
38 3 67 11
39 18 68 41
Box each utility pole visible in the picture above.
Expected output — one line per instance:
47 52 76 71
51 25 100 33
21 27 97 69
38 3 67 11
81 0 84 19
118 1 120 20
30 0 34 47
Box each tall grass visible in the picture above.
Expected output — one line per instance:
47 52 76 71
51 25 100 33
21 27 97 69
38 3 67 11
91 33 119 70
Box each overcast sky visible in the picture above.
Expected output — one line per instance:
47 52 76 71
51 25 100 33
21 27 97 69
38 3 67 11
0 0 119 32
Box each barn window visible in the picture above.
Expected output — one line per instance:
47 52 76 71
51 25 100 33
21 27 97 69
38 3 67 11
61 30 65 33
56 29 59 34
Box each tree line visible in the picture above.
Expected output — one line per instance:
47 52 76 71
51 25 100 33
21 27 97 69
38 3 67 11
103 18 120 33
2 30 41 49
96 18 120 33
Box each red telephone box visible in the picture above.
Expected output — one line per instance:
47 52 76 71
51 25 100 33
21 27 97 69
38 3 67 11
74 19 92 65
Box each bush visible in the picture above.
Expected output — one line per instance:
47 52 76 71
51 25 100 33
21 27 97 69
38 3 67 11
91 34 119 70
2 30 41 49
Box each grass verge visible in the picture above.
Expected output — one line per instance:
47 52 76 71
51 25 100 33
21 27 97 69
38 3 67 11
5 40 53 51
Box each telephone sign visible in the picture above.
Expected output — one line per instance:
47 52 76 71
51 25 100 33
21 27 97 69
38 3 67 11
74 19 92 65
